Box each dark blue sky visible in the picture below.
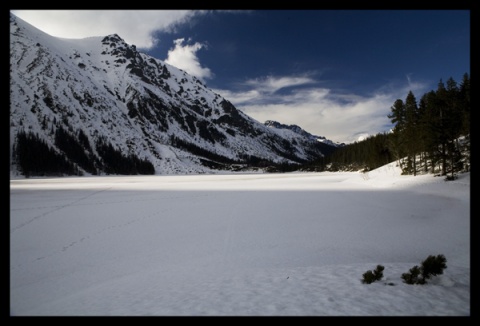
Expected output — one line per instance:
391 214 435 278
146 10 469 96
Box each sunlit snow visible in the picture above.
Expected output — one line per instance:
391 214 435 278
10 163 470 316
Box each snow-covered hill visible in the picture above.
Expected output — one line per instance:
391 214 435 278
10 13 336 176
265 120 345 148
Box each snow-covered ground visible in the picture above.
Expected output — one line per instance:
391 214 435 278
10 163 470 316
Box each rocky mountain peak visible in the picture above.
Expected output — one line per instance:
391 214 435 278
10 13 336 176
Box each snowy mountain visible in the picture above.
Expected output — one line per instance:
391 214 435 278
10 13 335 176
264 120 345 148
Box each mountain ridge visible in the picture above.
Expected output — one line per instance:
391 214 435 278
264 120 344 148
10 13 337 176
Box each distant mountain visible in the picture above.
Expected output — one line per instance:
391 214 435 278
10 13 335 176
264 120 345 148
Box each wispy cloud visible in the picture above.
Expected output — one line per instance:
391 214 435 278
212 89 261 104
214 75 429 144
405 73 427 94
213 74 319 105
11 10 204 49
165 38 213 80
244 75 316 93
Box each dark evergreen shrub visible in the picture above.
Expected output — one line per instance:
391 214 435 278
362 265 384 284
401 265 424 285
420 254 447 279
401 254 447 285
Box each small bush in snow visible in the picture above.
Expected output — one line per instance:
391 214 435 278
401 254 447 285
362 265 384 284
401 265 424 285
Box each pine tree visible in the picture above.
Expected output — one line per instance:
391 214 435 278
459 73 470 171
459 73 470 137
417 94 430 172
444 77 463 178
388 99 407 171
434 80 449 175
404 91 420 175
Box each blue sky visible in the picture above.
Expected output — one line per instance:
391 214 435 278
11 10 470 144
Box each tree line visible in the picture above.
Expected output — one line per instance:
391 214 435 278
387 73 470 178
304 73 470 178
13 130 81 177
13 129 155 177
95 136 155 175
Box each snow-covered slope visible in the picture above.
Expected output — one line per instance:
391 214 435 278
10 13 332 176
265 120 344 149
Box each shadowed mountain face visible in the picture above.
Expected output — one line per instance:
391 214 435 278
10 13 335 176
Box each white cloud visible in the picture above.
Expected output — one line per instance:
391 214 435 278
244 75 316 93
211 89 261 104
164 38 213 80
212 74 320 106
241 95 392 144
10 10 203 49
214 75 425 144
